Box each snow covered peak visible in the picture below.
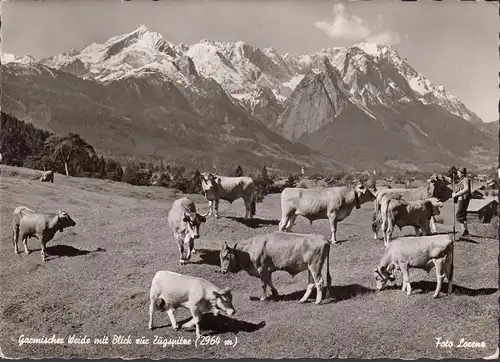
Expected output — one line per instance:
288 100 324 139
1 52 36 65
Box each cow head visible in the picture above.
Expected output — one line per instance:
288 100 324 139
374 265 396 290
183 211 207 240
212 287 236 317
354 181 376 209
200 172 219 193
56 210 76 232
220 241 238 274
425 197 444 217
428 175 453 202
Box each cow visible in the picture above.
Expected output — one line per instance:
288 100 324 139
12 206 77 262
380 198 444 247
148 270 236 338
219 232 331 304
200 172 256 219
40 170 54 183
372 176 452 240
278 181 375 243
373 234 454 298
168 197 209 265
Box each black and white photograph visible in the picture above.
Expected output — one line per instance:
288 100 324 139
0 0 498 359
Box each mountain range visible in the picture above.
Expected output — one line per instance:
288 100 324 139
1 25 497 174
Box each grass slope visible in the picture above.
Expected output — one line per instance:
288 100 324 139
0 165 497 359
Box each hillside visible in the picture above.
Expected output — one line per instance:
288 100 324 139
2 26 496 172
2 62 341 175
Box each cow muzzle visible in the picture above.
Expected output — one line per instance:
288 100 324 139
226 308 235 316
193 234 200 239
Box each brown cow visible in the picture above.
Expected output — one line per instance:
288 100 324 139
220 232 331 304
279 181 375 243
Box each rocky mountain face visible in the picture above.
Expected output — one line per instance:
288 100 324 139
2 25 496 173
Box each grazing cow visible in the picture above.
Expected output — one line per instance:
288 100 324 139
148 270 235 337
168 197 209 265
200 172 256 219
380 198 444 247
279 181 375 243
40 170 54 183
372 176 452 240
220 232 331 304
374 234 454 298
12 206 76 262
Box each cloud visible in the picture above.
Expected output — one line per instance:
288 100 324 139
314 3 400 45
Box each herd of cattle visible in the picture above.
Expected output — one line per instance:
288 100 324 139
12 170 459 337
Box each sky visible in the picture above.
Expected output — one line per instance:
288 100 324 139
1 0 498 123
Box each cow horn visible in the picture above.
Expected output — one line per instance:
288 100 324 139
201 210 210 217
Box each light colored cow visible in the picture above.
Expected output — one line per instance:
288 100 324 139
12 206 76 262
40 170 54 183
220 231 331 304
148 270 236 337
380 198 444 247
167 197 209 265
372 176 452 240
200 172 256 219
279 181 375 243
374 234 454 298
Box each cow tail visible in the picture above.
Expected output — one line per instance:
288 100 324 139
325 239 332 290
448 241 454 286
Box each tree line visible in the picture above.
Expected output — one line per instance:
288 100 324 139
1 112 496 198
0 112 274 199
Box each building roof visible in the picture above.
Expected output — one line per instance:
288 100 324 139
467 197 499 213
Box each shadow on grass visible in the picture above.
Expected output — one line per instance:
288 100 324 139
194 248 221 267
250 284 375 304
31 245 106 258
225 216 280 229
413 281 497 296
383 281 497 296
154 315 266 335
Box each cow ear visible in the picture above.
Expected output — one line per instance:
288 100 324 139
217 177 221 184
183 212 190 222
213 291 221 298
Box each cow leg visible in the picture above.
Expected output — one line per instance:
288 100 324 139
429 216 437 234
23 236 30 255
432 258 445 298
184 238 195 261
244 198 251 219
177 241 186 265
444 252 453 294
148 300 155 330
286 214 298 232
312 268 325 305
187 306 203 338
299 270 315 303
384 220 394 248
40 235 49 262
208 201 214 217
166 309 179 331
257 267 276 301
399 262 411 295
328 213 338 243
13 228 20 254
278 216 289 232
214 199 220 218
